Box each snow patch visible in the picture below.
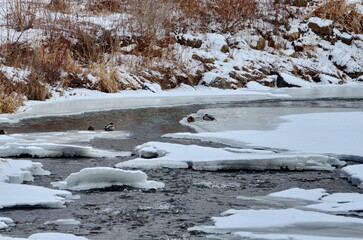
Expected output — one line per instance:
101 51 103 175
51 167 165 191
341 164 363 189
0 218 14 230
0 159 50 184
44 219 81 225
0 182 72 209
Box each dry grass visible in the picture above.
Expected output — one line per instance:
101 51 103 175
89 63 120 93
86 0 124 13
0 74 23 113
4 0 38 31
47 0 71 14
312 0 363 33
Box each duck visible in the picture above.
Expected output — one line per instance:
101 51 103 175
0 129 6 134
88 126 95 131
104 123 115 131
187 116 196 123
202 114 215 121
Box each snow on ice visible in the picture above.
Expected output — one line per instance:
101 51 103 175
0 218 14 230
0 131 131 158
341 164 363 189
166 110 363 160
0 183 72 209
189 188 363 239
51 167 165 191
44 219 81 225
116 142 343 171
0 233 88 240
0 159 49 184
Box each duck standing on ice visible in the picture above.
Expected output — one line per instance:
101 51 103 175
104 123 115 131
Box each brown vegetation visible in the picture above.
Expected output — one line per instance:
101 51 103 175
312 0 363 34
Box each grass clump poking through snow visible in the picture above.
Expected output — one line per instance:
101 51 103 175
312 0 363 34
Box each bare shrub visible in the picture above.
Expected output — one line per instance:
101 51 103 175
210 0 258 33
17 76 51 101
4 0 38 31
127 0 175 54
312 0 363 33
47 0 71 14
86 0 124 13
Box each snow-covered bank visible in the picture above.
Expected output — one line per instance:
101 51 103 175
166 111 363 160
51 167 165 190
116 142 343 171
1 84 363 123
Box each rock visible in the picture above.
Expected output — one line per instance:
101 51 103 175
256 37 266 50
220 45 230 53
308 17 333 36
276 74 301 88
337 33 353 45
286 32 300 41
176 36 202 48
209 77 232 89
192 54 215 64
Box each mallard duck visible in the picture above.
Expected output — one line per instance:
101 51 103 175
104 123 115 131
202 114 215 121
88 126 95 131
0 129 7 134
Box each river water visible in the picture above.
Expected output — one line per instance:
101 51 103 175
1 98 363 240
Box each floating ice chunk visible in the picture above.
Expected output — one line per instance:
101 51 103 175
44 219 81 225
28 233 88 240
0 217 14 230
0 143 130 158
0 159 50 184
233 232 363 240
242 188 363 215
0 183 72 209
0 131 129 145
268 188 328 202
341 164 363 189
51 167 165 191
116 142 343 171
0 233 87 240
306 193 363 214
189 208 363 236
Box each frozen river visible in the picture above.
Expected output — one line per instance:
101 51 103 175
1 85 363 240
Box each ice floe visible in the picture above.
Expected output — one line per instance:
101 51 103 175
0 159 50 184
190 188 363 239
116 142 343 171
0 131 131 158
51 167 165 190
0 218 14 230
0 143 130 158
341 164 363 189
44 219 81 225
0 182 72 209
167 111 363 160
264 188 363 215
0 233 88 240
